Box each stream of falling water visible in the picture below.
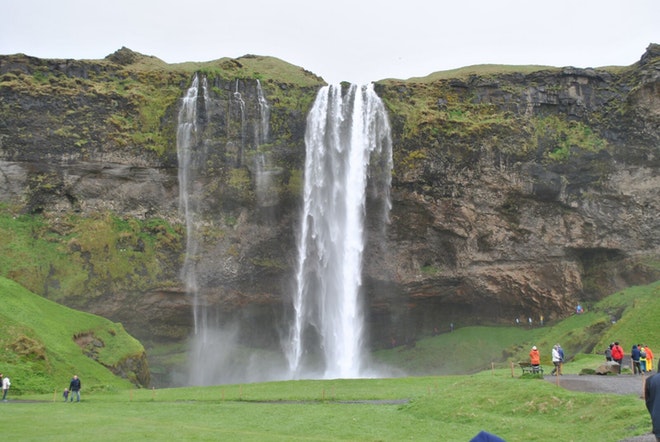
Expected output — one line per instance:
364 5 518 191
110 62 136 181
286 83 393 379
177 74 208 336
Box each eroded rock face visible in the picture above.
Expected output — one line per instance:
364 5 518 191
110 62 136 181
0 46 658 350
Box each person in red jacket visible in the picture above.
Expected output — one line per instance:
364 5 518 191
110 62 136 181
529 346 541 373
611 342 624 374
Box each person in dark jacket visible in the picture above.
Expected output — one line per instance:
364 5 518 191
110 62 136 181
632 345 642 374
69 375 81 402
645 368 660 442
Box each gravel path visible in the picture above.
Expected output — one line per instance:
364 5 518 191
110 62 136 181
543 374 656 442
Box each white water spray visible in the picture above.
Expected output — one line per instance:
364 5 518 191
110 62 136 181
286 84 392 379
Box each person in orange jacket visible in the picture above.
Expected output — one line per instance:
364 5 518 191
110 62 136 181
529 346 541 373
645 345 655 372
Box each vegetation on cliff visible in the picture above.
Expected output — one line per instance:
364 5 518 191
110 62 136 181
0 276 147 392
0 204 182 302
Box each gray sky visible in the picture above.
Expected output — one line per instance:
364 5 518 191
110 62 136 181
1 0 658 84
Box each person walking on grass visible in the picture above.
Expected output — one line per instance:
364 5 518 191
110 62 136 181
2 374 10 401
644 367 660 442
69 375 81 402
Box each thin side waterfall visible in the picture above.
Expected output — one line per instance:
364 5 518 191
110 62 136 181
179 75 286 386
256 79 270 145
254 79 274 207
177 74 208 335
286 83 393 379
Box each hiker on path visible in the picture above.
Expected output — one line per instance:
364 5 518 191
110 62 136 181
551 345 562 375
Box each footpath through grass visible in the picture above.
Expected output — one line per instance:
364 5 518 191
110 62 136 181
9 371 651 441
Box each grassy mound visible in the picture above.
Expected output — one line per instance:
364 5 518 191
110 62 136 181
0 276 144 394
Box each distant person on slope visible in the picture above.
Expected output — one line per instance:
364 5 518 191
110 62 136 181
529 346 541 373
644 367 660 442
69 375 81 402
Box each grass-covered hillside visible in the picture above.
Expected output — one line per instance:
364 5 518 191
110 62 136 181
0 276 146 393
373 280 660 375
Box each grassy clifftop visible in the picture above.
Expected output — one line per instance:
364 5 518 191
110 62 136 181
0 276 147 393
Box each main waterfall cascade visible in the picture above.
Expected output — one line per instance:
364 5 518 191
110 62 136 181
177 78 392 385
286 83 393 379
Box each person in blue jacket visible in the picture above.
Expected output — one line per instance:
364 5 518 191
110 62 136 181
645 368 660 442
632 345 642 374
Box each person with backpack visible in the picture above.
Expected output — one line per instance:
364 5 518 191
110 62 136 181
551 345 562 375
632 345 642 374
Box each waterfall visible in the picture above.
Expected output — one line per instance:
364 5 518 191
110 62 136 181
286 83 393 379
177 74 208 335
254 79 275 207
179 75 288 386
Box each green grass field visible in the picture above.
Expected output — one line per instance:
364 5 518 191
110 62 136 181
1 277 658 440
7 371 651 441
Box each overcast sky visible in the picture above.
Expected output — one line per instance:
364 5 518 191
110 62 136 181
1 0 658 84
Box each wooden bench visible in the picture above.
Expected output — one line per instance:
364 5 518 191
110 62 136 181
519 362 544 375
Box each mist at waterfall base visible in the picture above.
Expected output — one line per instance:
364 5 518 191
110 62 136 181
178 79 394 386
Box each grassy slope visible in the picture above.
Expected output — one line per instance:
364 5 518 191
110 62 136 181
373 280 660 375
0 277 140 393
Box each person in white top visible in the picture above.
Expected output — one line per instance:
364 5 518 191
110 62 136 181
2 375 11 400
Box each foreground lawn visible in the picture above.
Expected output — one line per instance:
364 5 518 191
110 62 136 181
8 371 651 441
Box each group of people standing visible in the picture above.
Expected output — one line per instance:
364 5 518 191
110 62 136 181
528 344 565 375
65 375 82 402
605 342 654 374
632 344 655 375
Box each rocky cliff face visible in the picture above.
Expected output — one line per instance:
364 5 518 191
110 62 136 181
0 46 658 352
